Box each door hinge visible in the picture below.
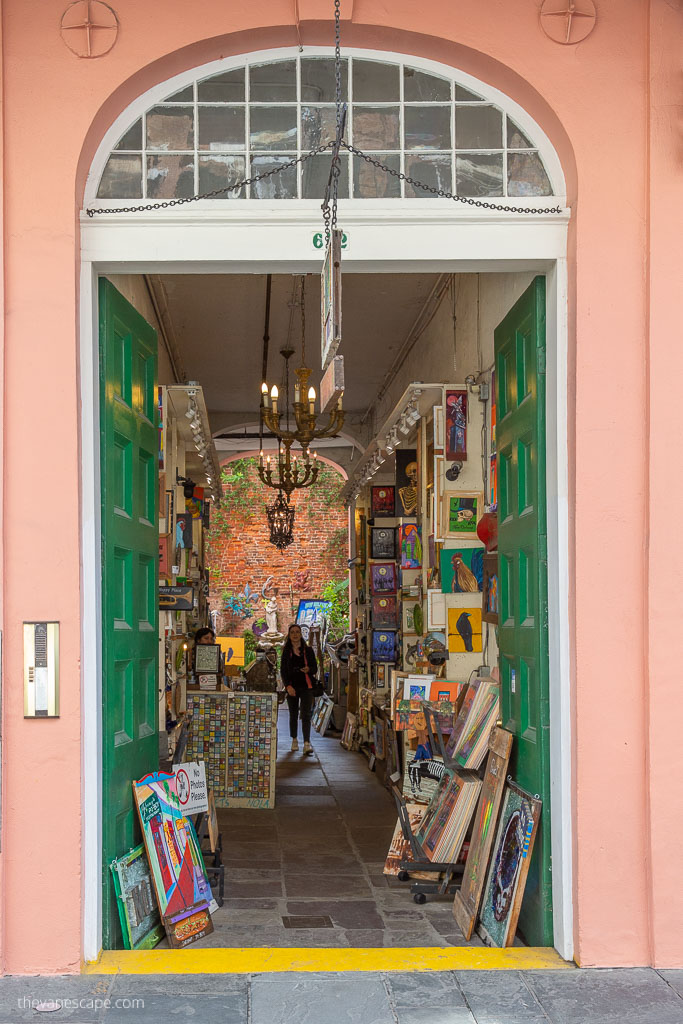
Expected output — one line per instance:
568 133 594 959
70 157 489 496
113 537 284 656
536 347 546 374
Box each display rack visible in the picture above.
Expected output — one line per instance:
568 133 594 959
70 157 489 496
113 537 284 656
389 775 464 904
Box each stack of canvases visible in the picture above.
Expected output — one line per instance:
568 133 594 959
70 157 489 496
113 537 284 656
383 676 543 947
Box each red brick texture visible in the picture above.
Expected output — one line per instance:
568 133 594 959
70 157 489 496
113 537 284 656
207 459 349 635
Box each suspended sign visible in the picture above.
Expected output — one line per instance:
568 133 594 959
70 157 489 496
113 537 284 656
320 354 345 414
321 228 342 370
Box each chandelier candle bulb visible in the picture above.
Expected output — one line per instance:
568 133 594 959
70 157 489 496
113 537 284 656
308 386 316 415
261 382 269 408
270 385 279 413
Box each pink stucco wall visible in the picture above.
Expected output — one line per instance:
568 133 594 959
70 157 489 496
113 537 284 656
1 0 681 973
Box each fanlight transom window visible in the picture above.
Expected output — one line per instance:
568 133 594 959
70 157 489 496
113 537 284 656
97 56 554 202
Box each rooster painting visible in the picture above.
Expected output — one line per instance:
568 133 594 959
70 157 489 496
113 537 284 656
450 552 479 593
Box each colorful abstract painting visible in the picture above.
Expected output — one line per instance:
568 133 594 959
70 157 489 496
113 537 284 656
440 546 485 593
399 523 422 568
445 390 468 461
448 607 483 653
477 782 542 948
132 771 213 948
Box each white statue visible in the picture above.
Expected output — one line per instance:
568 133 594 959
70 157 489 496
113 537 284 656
264 595 279 635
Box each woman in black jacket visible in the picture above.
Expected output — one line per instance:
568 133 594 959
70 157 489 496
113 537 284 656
280 624 318 755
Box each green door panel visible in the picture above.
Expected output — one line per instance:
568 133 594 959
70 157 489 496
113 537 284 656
100 278 159 949
495 276 553 946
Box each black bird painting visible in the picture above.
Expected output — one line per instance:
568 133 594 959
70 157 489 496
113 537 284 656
456 611 474 652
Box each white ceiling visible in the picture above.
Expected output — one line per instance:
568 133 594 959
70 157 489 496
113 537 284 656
157 272 441 428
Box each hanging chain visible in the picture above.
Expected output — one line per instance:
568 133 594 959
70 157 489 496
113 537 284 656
300 275 306 366
87 0 563 223
331 0 342 233
86 143 334 216
343 142 563 214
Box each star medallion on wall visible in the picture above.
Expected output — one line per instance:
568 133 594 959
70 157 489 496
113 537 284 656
540 0 597 45
60 0 119 59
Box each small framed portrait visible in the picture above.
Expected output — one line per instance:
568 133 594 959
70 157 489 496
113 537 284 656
371 526 396 560
194 643 221 675
445 389 468 461
370 562 397 594
371 486 395 518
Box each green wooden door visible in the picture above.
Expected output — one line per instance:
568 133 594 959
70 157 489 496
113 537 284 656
100 278 159 948
495 276 553 946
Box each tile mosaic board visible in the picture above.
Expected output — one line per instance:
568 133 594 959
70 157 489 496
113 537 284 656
185 691 277 808
225 692 277 809
185 692 228 800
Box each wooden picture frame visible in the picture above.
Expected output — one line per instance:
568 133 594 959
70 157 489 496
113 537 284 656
442 491 483 538
433 453 444 540
453 727 513 939
477 780 542 948
482 552 499 624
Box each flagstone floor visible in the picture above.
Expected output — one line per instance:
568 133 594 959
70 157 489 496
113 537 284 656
194 709 482 948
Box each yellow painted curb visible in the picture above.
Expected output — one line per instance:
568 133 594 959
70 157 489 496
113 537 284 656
84 946 574 974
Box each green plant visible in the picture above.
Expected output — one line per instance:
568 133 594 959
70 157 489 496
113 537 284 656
320 578 350 641
243 629 259 666
209 459 261 541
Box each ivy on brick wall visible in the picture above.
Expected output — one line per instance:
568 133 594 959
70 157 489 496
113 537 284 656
207 456 350 635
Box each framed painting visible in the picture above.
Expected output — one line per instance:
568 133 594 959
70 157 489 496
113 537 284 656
132 771 213 948
442 492 483 537
373 718 386 760
429 680 462 702
399 523 422 568
453 727 513 940
482 553 499 624
372 594 399 628
372 629 397 663
373 662 389 689
402 601 418 635
175 508 194 550
370 562 397 594
440 546 485 593
389 668 410 719
194 643 221 675
402 677 429 701
477 781 542 948
445 389 468 461
448 606 483 653
395 449 418 517
371 485 395 518
371 526 396 560
110 844 164 950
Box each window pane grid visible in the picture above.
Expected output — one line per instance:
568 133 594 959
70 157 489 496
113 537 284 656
97 56 555 201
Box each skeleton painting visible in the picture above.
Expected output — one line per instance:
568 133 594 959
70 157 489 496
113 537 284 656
477 782 542 947
442 492 483 537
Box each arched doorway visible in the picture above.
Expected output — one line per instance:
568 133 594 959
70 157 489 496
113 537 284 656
80 46 572 963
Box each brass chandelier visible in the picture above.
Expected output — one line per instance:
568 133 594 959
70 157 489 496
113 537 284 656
258 277 344 498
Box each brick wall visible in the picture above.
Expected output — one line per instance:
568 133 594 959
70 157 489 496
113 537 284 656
207 458 349 635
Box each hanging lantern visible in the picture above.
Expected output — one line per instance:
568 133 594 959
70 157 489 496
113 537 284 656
266 490 295 550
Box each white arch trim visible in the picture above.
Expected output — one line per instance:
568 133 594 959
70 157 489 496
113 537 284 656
84 45 566 209
80 44 572 969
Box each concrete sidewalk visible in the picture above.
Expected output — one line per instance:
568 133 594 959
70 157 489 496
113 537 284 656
0 968 681 1023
